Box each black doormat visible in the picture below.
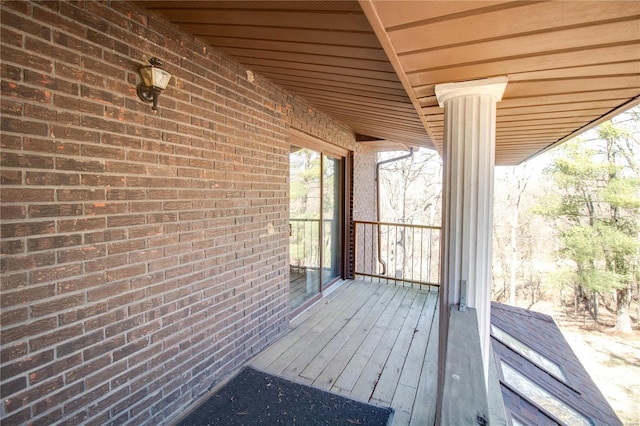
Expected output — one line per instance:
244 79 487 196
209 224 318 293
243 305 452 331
177 366 393 425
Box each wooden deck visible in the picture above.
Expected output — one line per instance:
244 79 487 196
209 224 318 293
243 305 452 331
251 280 439 425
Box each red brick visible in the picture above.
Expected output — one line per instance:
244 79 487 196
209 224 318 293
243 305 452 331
53 94 104 116
28 203 83 218
0 44 53 72
27 234 82 252
31 408 64 424
85 361 128 390
81 336 125 362
57 245 106 264
0 273 27 292
57 188 105 202
105 288 144 311
0 307 28 327
1 349 54 380
32 3 83 37
0 408 31 426
57 217 106 233
57 273 107 295
24 69 78 94
31 294 85 318
30 263 83 284
23 137 80 155
55 157 105 172
0 252 55 273
0 285 56 311
2 380 68 415
83 308 127 334
64 383 109 413
0 342 28 366
2 152 55 170
29 353 82 385
26 37 81 66
1 98 23 116
57 330 104 358
1 377 27 399
0 205 27 221
29 324 83 351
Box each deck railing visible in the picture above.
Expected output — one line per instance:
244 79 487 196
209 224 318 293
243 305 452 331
289 218 321 272
354 220 441 287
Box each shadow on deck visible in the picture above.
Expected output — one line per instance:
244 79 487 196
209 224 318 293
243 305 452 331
250 280 439 426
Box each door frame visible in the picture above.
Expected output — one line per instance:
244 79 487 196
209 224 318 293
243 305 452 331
288 129 352 317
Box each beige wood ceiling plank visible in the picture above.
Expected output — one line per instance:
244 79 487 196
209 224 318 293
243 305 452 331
414 85 436 99
276 81 411 104
508 61 640 82
388 1 639 54
497 88 640 108
503 76 640 98
399 20 639 74
497 128 584 137
497 122 598 131
496 143 558 149
250 66 406 91
496 100 626 116
264 74 407 96
226 48 396 73
417 96 439 108
179 23 383 48
357 140 411 152
199 36 390 62
146 9 373 31
286 89 416 112
373 1 514 28
421 106 444 115
498 109 611 122
406 44 640 87
239 57 400 82
140 1 363 11
306 101 426 129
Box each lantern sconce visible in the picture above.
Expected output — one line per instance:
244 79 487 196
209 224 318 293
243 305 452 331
137 57 172 112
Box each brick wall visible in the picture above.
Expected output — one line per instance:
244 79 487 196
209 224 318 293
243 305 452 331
353 147 377 222
0 1 374 424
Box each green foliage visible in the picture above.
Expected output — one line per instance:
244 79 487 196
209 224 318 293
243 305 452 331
536 112 640 295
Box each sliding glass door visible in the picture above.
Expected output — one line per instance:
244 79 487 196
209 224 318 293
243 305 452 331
289 145 344 311
322 155 342 287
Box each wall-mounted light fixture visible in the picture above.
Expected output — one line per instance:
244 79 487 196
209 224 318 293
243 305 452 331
137 57 172 111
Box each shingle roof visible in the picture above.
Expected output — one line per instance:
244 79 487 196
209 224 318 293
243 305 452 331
490 302 622 426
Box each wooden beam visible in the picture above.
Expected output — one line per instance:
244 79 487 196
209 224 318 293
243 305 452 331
440 307 490 425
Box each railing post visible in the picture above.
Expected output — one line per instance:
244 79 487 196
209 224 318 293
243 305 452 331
353 221 359 278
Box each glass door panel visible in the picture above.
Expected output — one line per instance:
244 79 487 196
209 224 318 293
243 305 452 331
322 155 342 286
289 146 321 310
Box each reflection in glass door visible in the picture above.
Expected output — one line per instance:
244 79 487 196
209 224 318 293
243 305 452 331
289 145 343 311
322 155 342 286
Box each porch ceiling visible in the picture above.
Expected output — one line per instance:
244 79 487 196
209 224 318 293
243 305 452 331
138 0 433 151
140 1 640 165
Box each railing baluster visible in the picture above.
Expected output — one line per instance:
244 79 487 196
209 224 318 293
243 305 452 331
352 220 440 289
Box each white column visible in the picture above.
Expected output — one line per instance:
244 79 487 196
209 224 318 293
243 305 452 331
436 77 507 381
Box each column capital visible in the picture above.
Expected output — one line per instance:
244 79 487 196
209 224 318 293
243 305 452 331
435 76 508 107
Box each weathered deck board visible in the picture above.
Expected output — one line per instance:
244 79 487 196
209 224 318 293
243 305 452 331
250 280 439 426
312 284 401 390
252 281 369 372
410 302 440 426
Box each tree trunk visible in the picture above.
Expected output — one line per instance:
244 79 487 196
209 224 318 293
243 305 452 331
615 287 633 333
509 206 518 306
